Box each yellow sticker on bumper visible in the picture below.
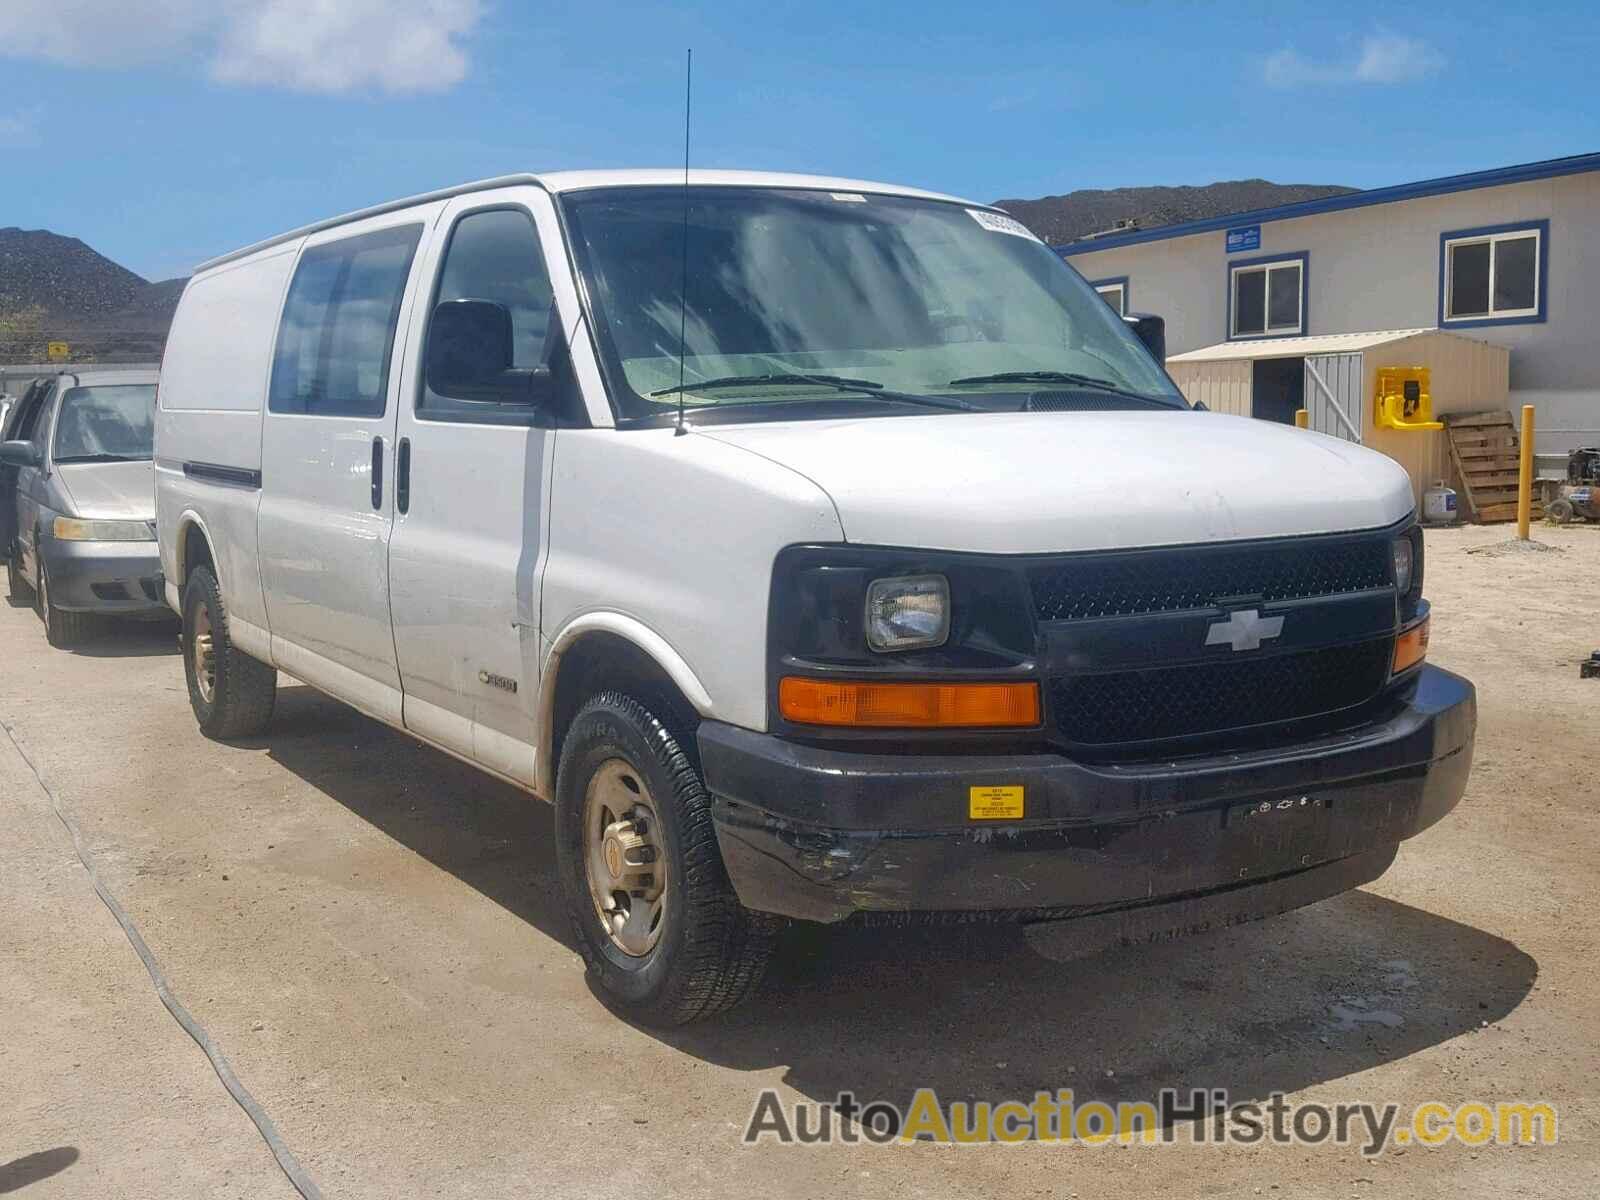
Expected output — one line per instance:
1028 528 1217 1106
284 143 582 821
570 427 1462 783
969 785 1024 820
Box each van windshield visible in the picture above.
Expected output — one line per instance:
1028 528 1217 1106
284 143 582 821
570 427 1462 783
560 186 1185 423
52 384 156 462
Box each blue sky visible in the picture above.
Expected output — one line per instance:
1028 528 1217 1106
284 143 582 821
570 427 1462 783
1 0 1594 281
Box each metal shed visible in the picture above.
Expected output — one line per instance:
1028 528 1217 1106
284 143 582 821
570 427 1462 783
1165 329 1511 508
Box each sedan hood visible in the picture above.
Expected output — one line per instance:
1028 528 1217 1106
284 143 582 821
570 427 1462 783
55 460 155 521
700 411 1414 553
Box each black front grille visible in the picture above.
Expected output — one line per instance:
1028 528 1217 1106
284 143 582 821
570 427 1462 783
1050 637 1394 746
1029 538 1392 622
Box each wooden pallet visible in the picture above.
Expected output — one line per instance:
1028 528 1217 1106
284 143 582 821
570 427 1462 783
1443 410 1543 524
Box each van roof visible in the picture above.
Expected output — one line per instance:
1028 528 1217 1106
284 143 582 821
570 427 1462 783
194 170 981 273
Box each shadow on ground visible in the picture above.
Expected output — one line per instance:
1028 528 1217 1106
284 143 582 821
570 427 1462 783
0 1147 79 1193
257 682 1536 1115
64 615 180 659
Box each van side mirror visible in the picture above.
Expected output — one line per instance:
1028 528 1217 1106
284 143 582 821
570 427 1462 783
0 440 41 467
1124 312 1166 364
426 299 552 406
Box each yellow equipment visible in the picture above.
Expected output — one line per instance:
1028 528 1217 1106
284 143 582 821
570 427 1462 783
1375 366 1444 431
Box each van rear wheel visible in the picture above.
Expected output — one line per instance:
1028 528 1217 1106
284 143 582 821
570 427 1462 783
555 692 776 1025
182 565 276 739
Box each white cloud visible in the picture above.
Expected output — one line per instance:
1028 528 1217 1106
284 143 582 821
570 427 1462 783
1262 32 1445 88
0 0 483 94
210 0 481 94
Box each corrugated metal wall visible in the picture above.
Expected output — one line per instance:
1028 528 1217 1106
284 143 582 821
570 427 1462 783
1303 353 1364 442
1167 360 1252 415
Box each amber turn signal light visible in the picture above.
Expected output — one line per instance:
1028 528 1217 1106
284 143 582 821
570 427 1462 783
778 677 1041 728
1392 616 1430 674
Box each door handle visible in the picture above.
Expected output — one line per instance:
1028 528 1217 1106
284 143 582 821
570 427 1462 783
396 438 411 515
371 436 383 510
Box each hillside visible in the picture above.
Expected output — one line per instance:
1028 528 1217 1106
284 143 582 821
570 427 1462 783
993 179 1358 245
0 227 184 364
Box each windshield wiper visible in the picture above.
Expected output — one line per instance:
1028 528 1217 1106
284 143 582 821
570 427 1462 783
53 453 148 463
651 372 981 412
946 369 1167 403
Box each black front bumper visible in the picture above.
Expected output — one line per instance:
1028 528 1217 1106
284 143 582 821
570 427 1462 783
701 665 1475 926
39 534 166 614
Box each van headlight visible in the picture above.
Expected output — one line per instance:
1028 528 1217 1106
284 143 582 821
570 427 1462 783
1392 535 1414 594
52 517 154 543
865 574 950 652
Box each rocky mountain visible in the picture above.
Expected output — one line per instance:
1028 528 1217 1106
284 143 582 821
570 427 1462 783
0 227 184 364
993 179 1358 246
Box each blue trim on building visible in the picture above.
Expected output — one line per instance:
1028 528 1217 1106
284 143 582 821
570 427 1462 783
1436 218 1550 329
1055 152 1600 257
1087 275 1129 313
1225 251 1310 341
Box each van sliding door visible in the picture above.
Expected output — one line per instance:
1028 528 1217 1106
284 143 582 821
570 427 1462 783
255 218 433 723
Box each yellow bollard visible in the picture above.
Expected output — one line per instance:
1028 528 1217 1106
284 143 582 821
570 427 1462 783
1517 404 1535 540
1294 408 1309 429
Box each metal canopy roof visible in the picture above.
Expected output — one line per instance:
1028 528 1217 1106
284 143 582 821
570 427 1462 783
1166 328 1450 363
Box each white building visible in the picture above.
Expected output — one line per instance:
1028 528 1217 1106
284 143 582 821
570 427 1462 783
1057 153 1600 468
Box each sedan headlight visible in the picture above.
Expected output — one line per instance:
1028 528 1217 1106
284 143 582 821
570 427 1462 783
1392 536 1414 594
52 516 154 543
865 574 950 652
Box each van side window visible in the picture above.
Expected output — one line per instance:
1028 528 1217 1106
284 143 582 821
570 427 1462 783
269 224 423 417
420 208 554 421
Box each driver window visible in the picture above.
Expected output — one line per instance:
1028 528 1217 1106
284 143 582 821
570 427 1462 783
420 208 554 421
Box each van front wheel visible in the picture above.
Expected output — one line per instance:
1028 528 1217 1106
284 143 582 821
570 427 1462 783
555 692 776 1025
182 565 276 739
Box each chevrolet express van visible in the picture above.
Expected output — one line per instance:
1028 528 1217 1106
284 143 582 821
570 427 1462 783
156 171 1475 1025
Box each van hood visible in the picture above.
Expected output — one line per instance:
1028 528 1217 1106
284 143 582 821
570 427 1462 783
699 411 1415 553
54 460 155 521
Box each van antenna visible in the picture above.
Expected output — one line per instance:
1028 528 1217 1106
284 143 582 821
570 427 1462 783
674 48 692 437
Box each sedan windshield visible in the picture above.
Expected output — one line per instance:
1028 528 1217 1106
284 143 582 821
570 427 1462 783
560 186 1185 423
52 384 156 462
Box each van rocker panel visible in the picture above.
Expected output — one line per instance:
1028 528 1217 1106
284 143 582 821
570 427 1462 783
700 664 1474 924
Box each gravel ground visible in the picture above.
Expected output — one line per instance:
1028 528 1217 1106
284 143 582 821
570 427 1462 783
1 523 1596 1198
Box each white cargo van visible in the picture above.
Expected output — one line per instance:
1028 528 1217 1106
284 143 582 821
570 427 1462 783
156 171 1474 1024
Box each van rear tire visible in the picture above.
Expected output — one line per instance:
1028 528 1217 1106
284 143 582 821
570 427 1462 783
182 565 276 740
555 692 776 1026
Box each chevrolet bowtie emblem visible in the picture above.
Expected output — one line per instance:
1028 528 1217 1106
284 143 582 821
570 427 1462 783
1205 608 1285 652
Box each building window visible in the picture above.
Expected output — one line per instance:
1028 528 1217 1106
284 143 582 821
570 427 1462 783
1440 221 1547 326
1229 253 1305 339
1091 277 1128 315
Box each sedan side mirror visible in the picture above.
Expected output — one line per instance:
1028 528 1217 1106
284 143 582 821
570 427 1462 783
1124 312 1166 364
0 439 41 467
426 299 553 406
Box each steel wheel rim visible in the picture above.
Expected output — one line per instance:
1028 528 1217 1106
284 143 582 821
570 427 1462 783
193 605 216 704
582 758 667 957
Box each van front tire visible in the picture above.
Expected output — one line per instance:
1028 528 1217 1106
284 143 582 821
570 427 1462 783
37 560 94 647
555 692 776 1026
182 565 276 740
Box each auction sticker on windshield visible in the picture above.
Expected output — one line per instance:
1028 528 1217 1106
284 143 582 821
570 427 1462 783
967 209 1040 240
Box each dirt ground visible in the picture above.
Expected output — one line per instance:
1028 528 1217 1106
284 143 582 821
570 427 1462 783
2 522 1597 1198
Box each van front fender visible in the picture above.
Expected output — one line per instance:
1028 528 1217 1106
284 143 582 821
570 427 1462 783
535 611 715 798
